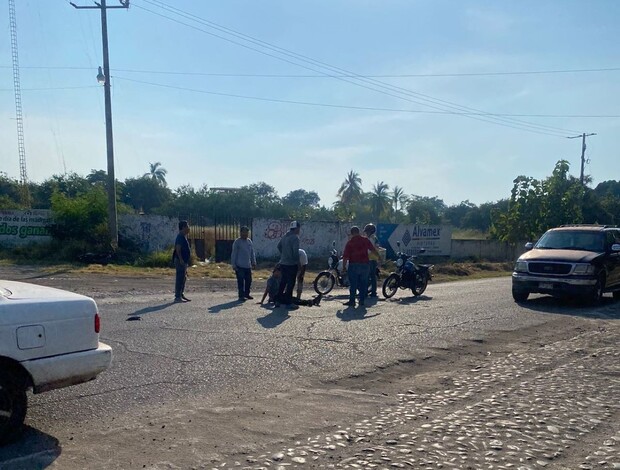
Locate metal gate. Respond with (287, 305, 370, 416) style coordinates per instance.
(214, 216, 253, 262)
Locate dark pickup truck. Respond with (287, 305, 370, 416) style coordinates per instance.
(512, 225, 620, 303)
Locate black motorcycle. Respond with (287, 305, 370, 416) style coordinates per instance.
(313, 241, 379, 295)
(382, 242, 433, 298)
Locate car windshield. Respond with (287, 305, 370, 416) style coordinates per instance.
(535, 230, 605, 252)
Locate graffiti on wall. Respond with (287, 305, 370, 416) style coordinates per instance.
(119, 215, 178, 253)
(252, 219, 350, 260)
(0, 210, 53, 246)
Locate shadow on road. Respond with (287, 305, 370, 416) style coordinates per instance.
(336, 307, 380, 322)
(129, 302, 175, 317)
(0, 426, 61, 469)
(517, 295, 620, 320)
(208, 299, 245, 314)
(386, 294, 433, 304)
(257, 308, 290, 328)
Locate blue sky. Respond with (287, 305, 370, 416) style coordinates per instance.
(1, 0, 619, 207)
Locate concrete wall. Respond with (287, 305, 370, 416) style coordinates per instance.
(450, 239, 526, 262)
(252, 218, 351, 260)
(119, 214, 178, 253)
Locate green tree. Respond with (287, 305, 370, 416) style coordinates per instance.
(143, 162, 168, 187)
(121, 177, 172, 214)
(369, 181, 390, 220)
(406, 195, 445, 224)
(491, 175, 545, 242)
(337, 170, 363, 207)
(541, 160, 584, 228)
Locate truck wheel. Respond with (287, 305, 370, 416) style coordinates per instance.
(590, 275, 605, 305)
(512, 288, 529, 303)
(0, 371, 27, 445)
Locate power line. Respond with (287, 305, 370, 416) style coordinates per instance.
(134, 0, 578, 137)
(113, 76, 620, 121)
(2, 64, 619, 78)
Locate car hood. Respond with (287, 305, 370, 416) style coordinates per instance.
(519, 249, 602, 263)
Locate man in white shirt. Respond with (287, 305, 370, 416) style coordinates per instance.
(296, 248, 308, 300)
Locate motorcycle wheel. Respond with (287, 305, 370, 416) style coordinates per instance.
(314, 272, 336, 295)
(412, 273, 428, 296)
(382, 273, 400, 299)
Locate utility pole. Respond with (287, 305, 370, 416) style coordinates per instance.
(567, 132, 596, 186)
(71, 0, 129, 249)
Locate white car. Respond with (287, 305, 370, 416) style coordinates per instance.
(0, 280, 112, 444)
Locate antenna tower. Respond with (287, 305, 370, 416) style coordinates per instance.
(8, 0, 30, 206)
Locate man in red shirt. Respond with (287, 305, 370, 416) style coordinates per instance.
(342, 226, 379, 307)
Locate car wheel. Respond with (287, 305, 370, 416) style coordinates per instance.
(512, 288, 529, 303)
(0, 371, 28, 445)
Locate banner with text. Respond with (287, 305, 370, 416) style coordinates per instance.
(0, 210, 54, 246)
(377, 224, 452, 258)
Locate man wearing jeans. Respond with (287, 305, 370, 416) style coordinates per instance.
(231, 226, 257, 301)
(173, 220, 191, 303)
(342, 226, 379, 307)
(276, 221, 301, 309)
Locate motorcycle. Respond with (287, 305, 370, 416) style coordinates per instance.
(313, 241, 380, 295)
(382, 242, 433, 298)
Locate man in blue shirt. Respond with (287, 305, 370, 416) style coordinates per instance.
(173, 220, 191, 303)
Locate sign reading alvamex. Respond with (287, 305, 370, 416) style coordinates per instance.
(377, 224, 452, 258)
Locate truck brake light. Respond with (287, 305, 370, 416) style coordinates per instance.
(95, 313, 101, 333)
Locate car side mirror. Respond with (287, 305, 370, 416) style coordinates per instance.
(524, 242, 534, 251)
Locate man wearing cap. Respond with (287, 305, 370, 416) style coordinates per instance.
(275, 221, 301, 309)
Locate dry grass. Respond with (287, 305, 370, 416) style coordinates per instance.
(52, 260, 512, 284)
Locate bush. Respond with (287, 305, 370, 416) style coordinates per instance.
(133, 249, 174, 268)
(49, 187, 109, 248)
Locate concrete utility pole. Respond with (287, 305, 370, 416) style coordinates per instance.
(71, 0, 129, 249)
(567, 132, 597, 186)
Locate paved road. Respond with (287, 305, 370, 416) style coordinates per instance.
(1, 275, 618, 468)
(28, 277, 560, 424)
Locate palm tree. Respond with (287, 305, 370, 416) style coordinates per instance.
(370, 181, 390, 220)
(391, 186, 406, 213)
(143, 162, 168, 187)
(337, 170, 363, 207)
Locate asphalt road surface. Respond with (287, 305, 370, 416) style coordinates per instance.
(0, 273, 618, 469)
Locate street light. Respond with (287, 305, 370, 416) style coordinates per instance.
(96, 66, 105, 85)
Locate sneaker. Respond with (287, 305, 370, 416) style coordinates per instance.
(245, 295, 254, 300)
(343, 301, 355, 307)
(181, 295, 191, 302)
(238, 296, 246, 301)
(173, 297, 183, 303)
